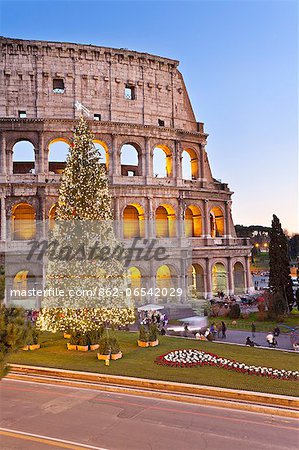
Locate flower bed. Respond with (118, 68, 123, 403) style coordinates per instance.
(155, 349, 299, 381)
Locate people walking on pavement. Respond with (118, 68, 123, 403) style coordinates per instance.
(266, 333, 277, 348)
(221, 321, 227, 338)
(273, 326, 280, 337)
(217, 322, 222, 338)
(251, 322, 256, 338)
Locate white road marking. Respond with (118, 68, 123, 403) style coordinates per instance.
(0, 427, 109, 450)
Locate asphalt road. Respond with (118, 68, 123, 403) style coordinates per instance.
(0, 379, 298, 450)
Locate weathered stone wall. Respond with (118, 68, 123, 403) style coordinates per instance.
(0, 36, 197, 131)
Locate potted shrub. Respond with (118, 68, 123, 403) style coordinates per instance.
(63, 329, 71, 339)
(148, 324, 159, 347)
(88, 330, 100, 351)
(77, 333, 89, 351)
(97, 336, 111, 360)
(110, 337, 122, 360)
(29, 328, 40, 350)
(67, 332, 79, 351)
(137, 325, 149, 347)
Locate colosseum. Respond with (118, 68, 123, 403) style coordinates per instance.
(0, 36, 253, 307)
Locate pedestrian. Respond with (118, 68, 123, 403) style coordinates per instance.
(251, 322, 256, 338)
(217, 322, 222, 338)
(246, 336, 254, 347)
(221, 321, 227, 338)
(273, 326, 280, 337)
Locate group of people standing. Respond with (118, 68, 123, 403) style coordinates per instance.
(208, 321, 227, 339)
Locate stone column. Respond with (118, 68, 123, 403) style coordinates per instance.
(147, 196, 154, 238)
(203, 199, 210, 237)
(145, 137, 152, 183)
(225, 200, 232, 237)
(1, 195, 6, 241)
(0, 133, 6, 174)
(175, 140, 182, 184)
(245, 256, 252, 293)
(39, 195, 46, 239)
(205, 258, 212, 299)
(178, 197, 185, 237)
(227, 257, 234, 295)
(200, 143, 206, 181)
(111, 134, 120, 177)
(114, 196, 121, 238)
(7, 149, 13, 175)
(38, 131, 45, 175)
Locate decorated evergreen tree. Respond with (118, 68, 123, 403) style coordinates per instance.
(269, 214, 294, 315)
(37, 117, 135, 334)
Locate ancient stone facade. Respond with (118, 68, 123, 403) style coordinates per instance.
(0, 36, 253, 304)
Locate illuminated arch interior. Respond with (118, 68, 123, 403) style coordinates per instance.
(13, 270, 29, 291)
(210, 206, 224, 237)
(185, 205, 202, 237)
(212, 262, 227, 294)
(153, 145, 172, 178)
(93, 140, 109, 168)
(123, 204, 145, 238)
(233, 262, 245, 294)
(155, 204, 176, 238)
(48, 138, 70, 174)
(12, 140, 35, 174)
(188, 263, 205, 295)
(12, 203, 36, 240)
(49, 204, 57, 230)
(182, 148, 198, 180)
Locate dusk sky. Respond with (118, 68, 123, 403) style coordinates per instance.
(0, 0, 297, 233)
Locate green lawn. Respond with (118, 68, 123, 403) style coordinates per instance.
(7, 331, 299, 397)
(208, 311, 299, 333)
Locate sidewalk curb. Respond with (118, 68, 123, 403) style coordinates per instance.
(7, 364, 299, 418)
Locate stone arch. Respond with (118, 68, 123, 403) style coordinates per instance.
(120, 142, 142, 176)
(12, 140, 36, 174)
(12, 203, 36, 240)
(184, 205, 202, 237)
(210, 206, 224, 237)
(188, 263, 205, 297)
(233, 261, 245, 294)
(123, 204, 145, 239)
(12, 270, 36, 299)
(153, 145, 172, 178)
(156, 264, 177, 297)
(182, 148, 199, 180)
(49, 203, 57, 230)
(93, 140, 109, 169)
(212, 262, 227, 294)
(155, 204, 176, 238)
(48, 138, 70, 174)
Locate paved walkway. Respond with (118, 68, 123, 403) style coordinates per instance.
(212, 329, 295, 351)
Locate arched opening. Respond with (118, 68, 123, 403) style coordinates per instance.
(156, 264, 177, 296)
(12, 203, 36, 240)
(155, 205, 176, 238)
(49, 204, 57, 230)
(212, 263, 227, 294)
(12, 140, 35, 174)
(188, 264, 205, 297)
(184, 205, 202, 237)
(93, 140, 109, 169)
(234, 262, 245, 294)
(123, 204, 145, 239)
(127, 266, 142, 301)
(182, 149, 198, 180)
(48, 138, 70, 174)
(210, 207, 224, 237)
(153, 145, 172, 178)
(120, 143, 141, 176)
(12, 270, 36, 299)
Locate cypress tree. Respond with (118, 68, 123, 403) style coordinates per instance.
(269, 214, 294, 314)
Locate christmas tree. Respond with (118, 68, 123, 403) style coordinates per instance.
(269, 214, 294, 315)
(37, 117, 135, 334)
